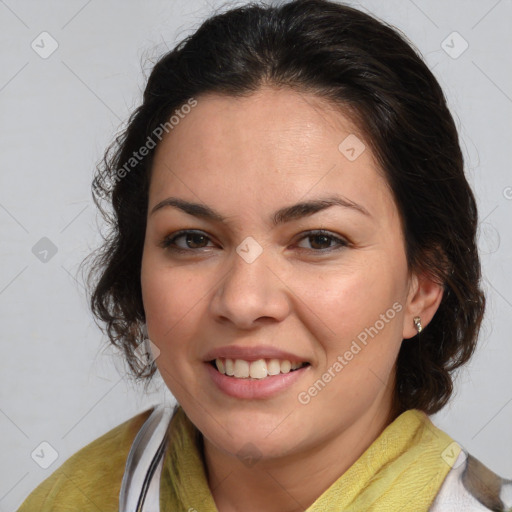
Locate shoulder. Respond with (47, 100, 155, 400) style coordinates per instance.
(430, 448, 512, 511)
(16, 407, 154, 512)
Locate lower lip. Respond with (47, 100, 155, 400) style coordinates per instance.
(205, 362, 310, 399)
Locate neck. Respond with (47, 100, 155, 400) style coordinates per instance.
(203, 398, 396, 512)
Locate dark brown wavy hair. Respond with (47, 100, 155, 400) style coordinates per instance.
(80, 0, 485, 415)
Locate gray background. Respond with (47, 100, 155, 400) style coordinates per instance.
(1, 0, 511, 510)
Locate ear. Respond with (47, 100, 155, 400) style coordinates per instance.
(402, 271, 444, 339)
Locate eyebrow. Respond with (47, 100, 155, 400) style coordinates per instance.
(150, 195, 371, 226)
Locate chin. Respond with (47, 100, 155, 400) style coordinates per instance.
(198, 408, 306, 455)
(211, 429, 304, 463)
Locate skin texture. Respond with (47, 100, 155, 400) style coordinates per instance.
(140, 87, 444, 512)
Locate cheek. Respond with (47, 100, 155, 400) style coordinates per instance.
(293, 258, 406, 386)
(141, 252, 236, 387)
(300, 265, 402, 335)
(140, 259, 209, 397)
(140, 253, 204, 350)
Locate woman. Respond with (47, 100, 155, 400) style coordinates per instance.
(17, 0, 511, 510)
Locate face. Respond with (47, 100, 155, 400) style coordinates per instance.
(141, 87, 414, 461)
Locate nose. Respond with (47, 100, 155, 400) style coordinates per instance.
(209, 242, 292, 329)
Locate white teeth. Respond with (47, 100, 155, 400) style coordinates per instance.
(280, 360, 291, 374)
(234, 359, 250, 378)
(225, 358, 234, 376)
(267, 359, 281, 376)
(249, 359, 267, 379)
(215, 358, 225, 374)
(214, 358, 306, 379)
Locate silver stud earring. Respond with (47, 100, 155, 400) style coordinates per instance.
(413, 316, 423, 334)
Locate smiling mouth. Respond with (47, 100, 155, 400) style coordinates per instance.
(209, 358, 310, 379)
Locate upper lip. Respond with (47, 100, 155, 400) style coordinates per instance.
(203, 345, 309, 363)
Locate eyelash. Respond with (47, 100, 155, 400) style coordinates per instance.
(159, 229, 349, 254)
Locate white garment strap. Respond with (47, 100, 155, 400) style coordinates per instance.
(119, 403, 175, 512)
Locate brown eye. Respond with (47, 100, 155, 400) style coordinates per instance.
(160, 230, 215, 252)
(295, 230, 349, 252)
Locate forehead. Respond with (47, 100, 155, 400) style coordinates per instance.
(156, 87, 364, 159)
(149, 87, 395, 223)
